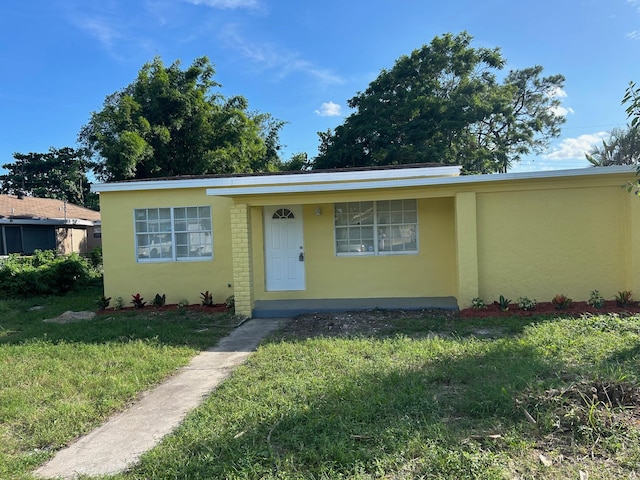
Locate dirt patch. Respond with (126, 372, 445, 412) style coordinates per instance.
(278, 308, 458, 339)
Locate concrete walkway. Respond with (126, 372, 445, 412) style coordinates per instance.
(34, 318, 287, 479)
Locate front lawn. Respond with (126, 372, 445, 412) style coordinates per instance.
(3, 296, 640, 479)
(0, 286, 237, 480)
(119, 311, 640, 479)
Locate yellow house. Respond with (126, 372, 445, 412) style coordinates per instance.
(92, 164, 640, 318)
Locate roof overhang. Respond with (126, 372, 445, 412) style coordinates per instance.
(205, 165, 638, 196)
(90, 165, 637, 196)
(0, 218, 96, 227)
(91, 165, 462, 193)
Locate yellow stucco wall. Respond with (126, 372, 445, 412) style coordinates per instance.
(97, 169, 640, 314)
(251, 197, 457, 301)
(99, 189, 235, 306)
(474, 183, 634, 305)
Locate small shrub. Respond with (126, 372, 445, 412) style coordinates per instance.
(31, 249, 56, 267)
(131, 293, 146, 309)
(518, 297, 537, 311)
(200, 290, 214, 307)
(615, 290, 633, 307)
(471, 297, 487, 310)
(89, 247, 103, 268)
(551, 294, 572, 309)
(177, 298, 189, 310)
(96, 295, 111, 310)
(152, 293, 166, 308)
(0, 250, 95, 297)
(225, 295, 235, 312)
(114, 297, 125, 310)
(587, 290, 605, 308)
(48, 253, 90, 293)
(494, 295, 511, 312)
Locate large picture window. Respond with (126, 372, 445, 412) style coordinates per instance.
(334, 200, 418, 255)
(134, 206, 212, 262)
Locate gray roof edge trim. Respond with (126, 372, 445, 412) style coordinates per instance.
(91, 165, 462, 193)
(205, 165, 637, 196)
(92, 165, 635, 194)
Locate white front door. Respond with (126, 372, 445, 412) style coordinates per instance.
(264, 205, 305, 291)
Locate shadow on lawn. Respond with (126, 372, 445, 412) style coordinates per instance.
(130, 336, 561, 479)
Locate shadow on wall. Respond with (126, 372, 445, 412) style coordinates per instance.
(56, 227, 100, 255)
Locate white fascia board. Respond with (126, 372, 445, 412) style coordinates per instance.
(91, 165, 462, 193)
(205, 165, 637, 196)
(92, 165, 635, 195)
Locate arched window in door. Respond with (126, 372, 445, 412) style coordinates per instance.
(272, 208, 295, 219)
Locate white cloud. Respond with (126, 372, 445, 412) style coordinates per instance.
(220, 25, 344, 85)
(182, 0, 259, 8)
(315, 102, 342, 117)
(544, 132, 609, 160)
(549, 105, 575, 117)
(63, 2, 156, 59)
(546, 87, 573, 117)
(626, 1, 640, 38)
(548, 86, 568, 99)
(78, 17, 121, 48)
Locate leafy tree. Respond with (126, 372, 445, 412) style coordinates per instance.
(0, 147, 98, 209)
(313, 32, 565, 174)
(623, 81, 640, 128)
(278, 152, 312, 171)
(79, 56, 282, 181)
(252, 113, 287, 172)
(622, 81, 640, 195)
(585, 126, 640, 166)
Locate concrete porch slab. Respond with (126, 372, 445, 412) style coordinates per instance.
(252, 297, 458, 318)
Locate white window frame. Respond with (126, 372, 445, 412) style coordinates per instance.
(134, 206, 213, 263)
(334, 199, 418, 256)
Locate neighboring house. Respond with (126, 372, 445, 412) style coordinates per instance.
(92, 164, 640, 318)
(0, 194, 101, 255)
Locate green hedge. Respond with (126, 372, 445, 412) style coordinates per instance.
(0, 250, 100, 297)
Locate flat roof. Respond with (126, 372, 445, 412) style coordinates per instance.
(91, 164, 637, 195)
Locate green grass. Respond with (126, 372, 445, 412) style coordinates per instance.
(4, 297, 640, 479)
(117, 313, 640, 480)
(0, 286, 237, 480)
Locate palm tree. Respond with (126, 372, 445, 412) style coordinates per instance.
(586, 126, 640, 166)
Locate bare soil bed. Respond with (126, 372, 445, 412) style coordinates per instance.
(279, 301, 640, 339)
(278, 308, 458, 339)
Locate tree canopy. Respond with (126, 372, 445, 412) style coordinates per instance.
(79, 56, 285, 181)
(623, 81, 640, 128)
(586, 126, 640, 167)
(621, 81, 640, 196)
(0, 147, 98, 210)
(313, 32, 566, 174)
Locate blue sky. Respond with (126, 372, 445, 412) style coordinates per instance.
(2, 0, 640, 174)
